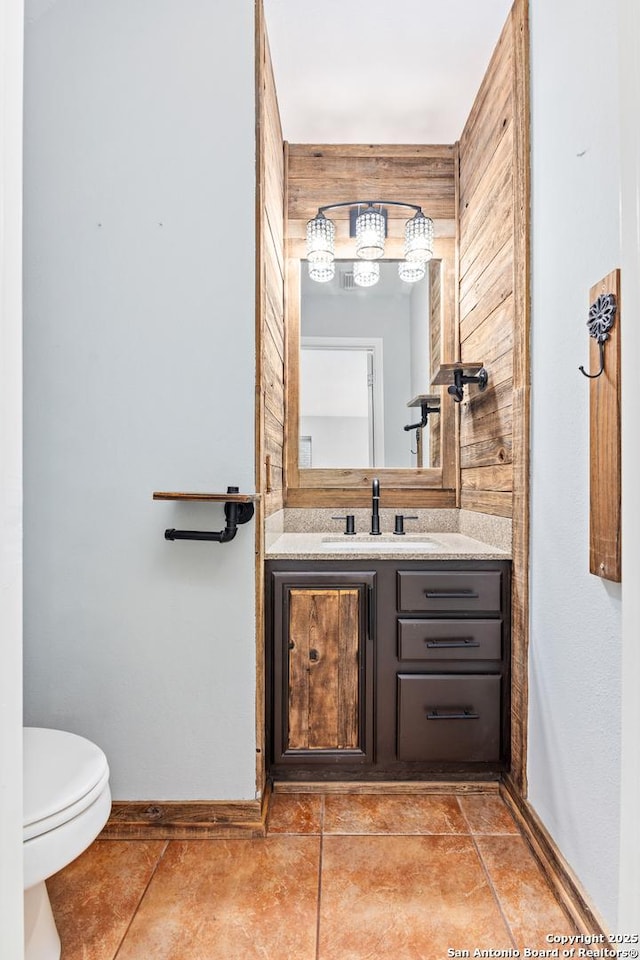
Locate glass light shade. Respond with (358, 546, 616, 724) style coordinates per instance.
(404, 211, 434, 262)
(306, 213, 335, 263)
(398, 259, 426, 283)
(308, 260, 335, 283)
(353, 260, 380, 287)
(355, 208, 385, 259)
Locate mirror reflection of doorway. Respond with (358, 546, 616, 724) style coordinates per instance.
(299, 337, 384, 468)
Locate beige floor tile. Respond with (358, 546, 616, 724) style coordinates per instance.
(267, 792, 323, 834)
(323, 793, 468, 835)
(459, 794, 520, 834)
(115, 837, 320, 960)
(47, 839, 167, 960)
(318, 834, 515, 960)
(476, 835, 578, 948)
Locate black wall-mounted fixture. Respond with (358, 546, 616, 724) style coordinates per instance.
(578, 292, 617, 379)
(432, 362, 489, 404)
(157, 487, 255, 544)
(403, 394, 441, 432)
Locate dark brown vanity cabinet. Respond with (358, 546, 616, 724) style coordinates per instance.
(267, 560, 511, 781)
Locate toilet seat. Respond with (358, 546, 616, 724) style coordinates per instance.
(23, 727, 110, 841)
(23, 727, 112, 959)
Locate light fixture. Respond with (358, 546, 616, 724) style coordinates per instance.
(305, 212, 335, 263)
(353, 261, 380, 287)
(307, 260, 335, 283)
(305, 200, 434, 284)
(355, 205, 386, 260)
(398, 260, 426, 283)
(404, 210, 434, 262)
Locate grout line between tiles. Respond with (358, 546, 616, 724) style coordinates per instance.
(315, 796, 325, 960)
(455, 794, 473, 835)
(320, 829, 469, 836)
(470, 833, 519, 951)
(112, 840, 170, 960)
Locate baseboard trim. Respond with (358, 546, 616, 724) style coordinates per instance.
(500, 777, 608, 935)
(101, 783, 271, 839)
(273, 780, 500, 795)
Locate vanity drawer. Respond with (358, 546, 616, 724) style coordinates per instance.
(397, 570, 502, 614)
(397, 674, 501, 762)
(398, 619, 502, 661)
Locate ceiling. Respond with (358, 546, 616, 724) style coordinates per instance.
(263, 0, 514, 144)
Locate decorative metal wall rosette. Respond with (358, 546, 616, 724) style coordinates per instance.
(587, 293, 617, 344)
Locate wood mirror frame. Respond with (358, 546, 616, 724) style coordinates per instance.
(285, 235, 458, 508)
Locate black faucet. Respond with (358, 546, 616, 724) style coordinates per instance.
(370, 477, 381, 535)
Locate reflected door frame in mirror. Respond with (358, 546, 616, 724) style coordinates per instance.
(285, 235, 458, 507)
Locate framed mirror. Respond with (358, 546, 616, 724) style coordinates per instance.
(285, 236, 458, 507)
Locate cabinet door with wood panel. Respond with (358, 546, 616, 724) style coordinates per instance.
(270, 571, 375, 769)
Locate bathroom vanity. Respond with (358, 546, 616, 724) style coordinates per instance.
(266, 534, 511, 782)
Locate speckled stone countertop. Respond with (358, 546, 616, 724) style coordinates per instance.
(265, 531, 511, 561)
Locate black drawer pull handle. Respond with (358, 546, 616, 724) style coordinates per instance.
(425, 638, 480, 648)
(426, 708, 480, 720)
(424, 589, 479, 599)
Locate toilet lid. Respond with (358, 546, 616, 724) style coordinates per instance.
(23, 727, 110, 841)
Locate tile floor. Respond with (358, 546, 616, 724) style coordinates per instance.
(47, 792, 578, 960)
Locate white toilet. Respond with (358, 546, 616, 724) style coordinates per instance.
(23, 727, 112, 960)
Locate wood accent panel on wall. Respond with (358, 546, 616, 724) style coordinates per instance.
(257, 10, 286, 519)
(285, 147, 458, 507)
(459, 0, 530, 795)
(287, 588, 360, 751)
(288, 144, 456, 227)
(588, 269, 621, 582)
(458, 15, 515, 520)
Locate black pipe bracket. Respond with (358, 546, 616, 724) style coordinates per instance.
(447, 367, 488, 403)
(164, 487, 255, 544)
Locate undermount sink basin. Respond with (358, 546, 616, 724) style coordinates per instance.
(322, 536, 440, 550)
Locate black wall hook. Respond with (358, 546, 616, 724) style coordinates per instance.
(579, 292, 617, 379)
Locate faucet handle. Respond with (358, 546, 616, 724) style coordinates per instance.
(332, 515, 356, 535)
(394, 514, 418, 536)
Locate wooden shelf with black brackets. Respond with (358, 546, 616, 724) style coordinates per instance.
(154, 488, 260, 543)
(431, 362, 488, 403)
(431, 362, 484, 385)
(404, 395, 442, 469)
(153, 492, 259, 502)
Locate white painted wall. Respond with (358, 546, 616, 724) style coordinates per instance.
(0, 0, 24, 950)
(617, 0, 640, 928)
(300, 416, 370, 468)
(409, 275, 430, 399)
(303, 290, 413, 466)
(529, 0, 622, 926)
(23, 0, 257, 801)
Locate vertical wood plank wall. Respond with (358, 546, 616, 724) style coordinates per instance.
(459, 15, 515, 518)
(257, 18, 286, 519)
(458, 0, 530, 793)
